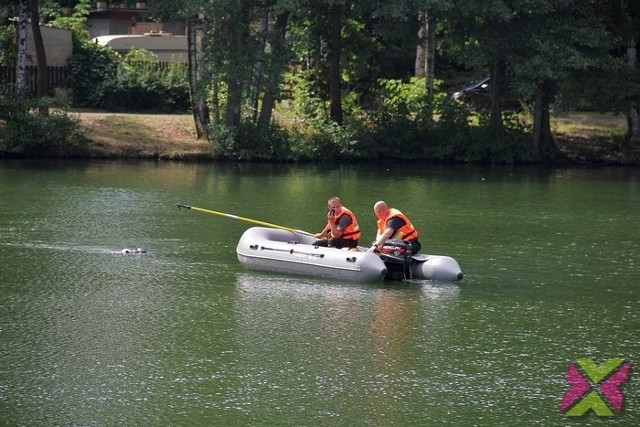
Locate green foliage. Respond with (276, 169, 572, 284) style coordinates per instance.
(209, 73, 533, 163)
(222, 74, 535, 163)
(288, 69, 328, 126)
(376, 77, 431, 118)
(67, 41, 120, 107)
(209, 121, 293, 161)
(290, 120, 362, 161)
(208, 117, 364, 162)
(99, 49, 190, 112)
(8, 0, 626, 163)
(47, 0, 92, 47)
(0, 17, 13, 66)
(67, 45, 189, 112)
(426, 99, 473, 159)
(455, 111, 533, 163)
(348, 78, 435, 160)
(427, 105, 534, 163)
(0, 88, 84, 156)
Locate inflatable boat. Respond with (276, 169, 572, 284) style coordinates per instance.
(236, 227, 463, 282)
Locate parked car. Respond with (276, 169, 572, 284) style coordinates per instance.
(448, 75, 491, 102)
(448, 75, 524, 111)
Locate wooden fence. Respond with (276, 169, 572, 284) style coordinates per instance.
(0, 65, 68, 95)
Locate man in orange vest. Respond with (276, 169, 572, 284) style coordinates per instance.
(313, 196, 361, 249)
(368, 200, 421, 254)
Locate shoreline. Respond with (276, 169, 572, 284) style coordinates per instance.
(70, 111, 637, 165)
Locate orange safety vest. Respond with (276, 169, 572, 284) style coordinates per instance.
(377, 208, 419, 241)
(329, 207, 361, 240)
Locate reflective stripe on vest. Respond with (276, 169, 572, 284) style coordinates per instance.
(377, 208, 418, 240)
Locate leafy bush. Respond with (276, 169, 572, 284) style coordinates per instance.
(246, 74, 535, 163)
(67, 41, 119, 107)
(67, 44, 189, 112)
(289, 120, 361, 161)
(0, 89, 83, 156)
(209, 121, 292, 161)
(350, 77, 436, 160)
(432, 106, 533, 163)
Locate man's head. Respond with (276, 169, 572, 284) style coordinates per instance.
(373, 200, 389, 220)
(328, 197, 343, 215)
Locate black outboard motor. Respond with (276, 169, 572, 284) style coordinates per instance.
(378, 240, 412, 280)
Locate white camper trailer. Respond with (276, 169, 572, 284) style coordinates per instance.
(92, 32, 187, 63)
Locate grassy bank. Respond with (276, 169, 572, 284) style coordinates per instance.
(77, 112, 210, 160)
(75, 111, 633, 164)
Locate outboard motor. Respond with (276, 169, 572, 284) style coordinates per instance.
(378, 240, 412, 280)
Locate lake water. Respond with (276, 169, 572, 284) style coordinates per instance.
(1, 159, 638, 426)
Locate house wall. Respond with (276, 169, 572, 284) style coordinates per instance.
(27, 26, 73, 67)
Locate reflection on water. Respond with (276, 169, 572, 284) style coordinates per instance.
(233, 273, 465, 424)
(1, 160, 639, 425)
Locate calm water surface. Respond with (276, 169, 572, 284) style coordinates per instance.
(1, 160, 638, 426)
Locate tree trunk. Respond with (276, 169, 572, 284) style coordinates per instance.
(29, 0, 48, 116)
(16, 1, 29, 103)
(415, 11, 426, 78)
(225, 79, 242, 127)
(250, 10, 269, 123)
(328, 3, 343, 125)
(425, 11, 436, 117)
(625, 40, 640, 146)
(187, 17, 208, 138)
(258, 11, 290, 128)
(531, 86, 544, 161)
(224, 9, 244, 128)
(489, 63, 502, 130)
(531, 80, 567, 162)
(425, 13, 435, 88)
(207, 12, 219, 125)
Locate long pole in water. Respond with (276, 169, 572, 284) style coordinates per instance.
(176, 204, 314, 236)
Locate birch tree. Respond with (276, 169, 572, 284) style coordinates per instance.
(16, 0, 28, 102)
(29, 0, 48, 116)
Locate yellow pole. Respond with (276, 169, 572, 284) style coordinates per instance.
(176, 204, 313, 236)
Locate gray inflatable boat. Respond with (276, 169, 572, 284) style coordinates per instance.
(236, 227, 463, 282)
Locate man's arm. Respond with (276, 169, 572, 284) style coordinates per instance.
(330, 214, 352, 238)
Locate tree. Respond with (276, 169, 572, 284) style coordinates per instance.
(327, 1, 343, 124)
(257, 7, 291, 129)
(16, 0, 28, 102)
(446, 0, 614, 162)
(29, 0, 48, 116)
(48, 0, 91, 46)
(291, 0, 347, 125)
(149, 0, 209, 138)
(443, 0, 517, 130)
(186, 13, 208, 138)
(597, 0, 640, 147)
(626, 38, 640, 147)
(10, 0, 48, 113)
(508, 1, 613, 161)
(416, 0, 454, 116)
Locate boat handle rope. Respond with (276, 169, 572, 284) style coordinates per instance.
(259, 245, 325, 258)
